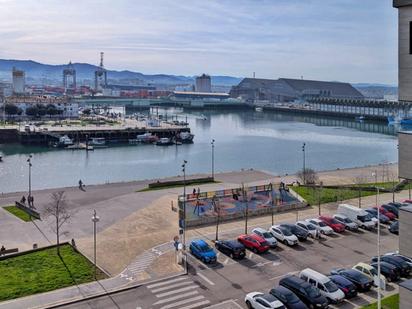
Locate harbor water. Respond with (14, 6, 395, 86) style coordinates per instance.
(0, 109, 400, 193)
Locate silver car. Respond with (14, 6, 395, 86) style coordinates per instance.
(333, 214, 358, 231)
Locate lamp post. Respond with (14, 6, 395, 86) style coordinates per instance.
(27, 155, 32, 200)
(91, 209, 100, 280)
(211, 139, 215, 180)
(182, 160, 187, 249)
(214, 196, 220, 241)
(372, 171, 381, 309)
(302, 143, 306, 184)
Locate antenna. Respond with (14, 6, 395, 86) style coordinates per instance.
(100, 52, 104, 68)
(253, 72, 255, 78)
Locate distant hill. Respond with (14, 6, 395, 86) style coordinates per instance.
(352, 83, 398, 99)
(0, 59, 242, 86)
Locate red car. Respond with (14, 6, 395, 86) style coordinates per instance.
(374, 206, 396, 221)
(319, 216, 345, 233)
(237, 234, 269, 253)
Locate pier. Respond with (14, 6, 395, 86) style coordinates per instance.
(0, 118, 191, 145)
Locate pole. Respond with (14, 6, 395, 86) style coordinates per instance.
(91, 209, 99, 280)
(270, 183, 274, 226)
(377, 186, 381, 309)
(211, 139, 215, 180)
(27, 155, 32, 200)
(243, 183, 248, 234)
(302, 143, 306, 185)
(215, 196, 220, 241)
(318, 182, 323, 216)
(409, 181, 411, 200)
(182, 160, 187, 272)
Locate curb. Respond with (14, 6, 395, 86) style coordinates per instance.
(36, 270, 186, 309)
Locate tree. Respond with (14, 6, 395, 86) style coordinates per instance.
(43, 191, 73, 255)
(354, 175, 367, 208)
(46, 104, 58, 118)
(297, 168, 318, 185)
(4, 104, 18, 116)
(26, 106, 39, 117)
(82, 108, 91, 116)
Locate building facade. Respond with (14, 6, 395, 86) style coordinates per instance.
(394, 0, 412, 102)
(195, 74, 212, 92)
(12, 68, 25, 94)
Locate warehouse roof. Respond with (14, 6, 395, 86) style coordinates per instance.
(279, 78, 364, 98)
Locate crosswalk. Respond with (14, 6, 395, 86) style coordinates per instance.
(147, 276, 211, 309)
(120, 250, 157, 281)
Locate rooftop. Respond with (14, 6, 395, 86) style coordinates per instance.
(393, 0, 412, 8)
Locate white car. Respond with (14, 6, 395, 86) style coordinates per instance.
(333, 214, 359, 231)
(306, 218, 334, 235)
(252, 227, 277, 248)
(296, 220, 319, 238)
(270, 224, 298, 246)
(245, 292, 285, 309)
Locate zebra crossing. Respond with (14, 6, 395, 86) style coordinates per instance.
(147, 276, 211, 309)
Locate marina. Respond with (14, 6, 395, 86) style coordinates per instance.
(0, 109, 400, 193)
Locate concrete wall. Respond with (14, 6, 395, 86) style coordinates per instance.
(399, 132, 412, 179)
(399, 206, 412, 258)
(398, 6, 412, 101)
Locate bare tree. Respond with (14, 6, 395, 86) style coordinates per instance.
(44, 191, 73, 255)
(297, 168, 319, 185)
(353, 175, 367, 208)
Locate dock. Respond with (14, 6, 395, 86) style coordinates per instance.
(0, 118, 192, 145)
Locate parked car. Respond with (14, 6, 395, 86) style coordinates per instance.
(332, 214, 358, 231)
(387, 202, 409, 208)
(237, 234, 270, 253)
(381, 204, 399, 218)
(371, 255, 412, 277)
(385, 252, 412, 268)
(370, 261, 401, 282)
(245, 292, 285, 309)
(319, 216, 345, 233)
(189, 239, 217, 263)
(328, 275, 358, 299)
(214, 239, 245, 259)
(279, 275, 329, 308)
(330, 268, 373, 292)
(337, 204, 376, 229)
(270, 286, 308, 309)
(252, 227, 278, 248)
(299, 268, 345, 304)
(373, 206, 396, 221)
(365, 208, 390, 224)
(280, 223, 309, 241)
(305, 218, 334, 235)
(388, 221, 399, 234)
(296, 221, 319, 238)
(270, 225, 299, 246)
(352, 262, 386, 287)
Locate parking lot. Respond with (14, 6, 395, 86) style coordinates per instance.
(186, 218, 401, 308)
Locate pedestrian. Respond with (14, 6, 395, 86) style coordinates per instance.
(197, 187, 200, 196)
(20, 195, 26, 204)
(29, 195, 34, 208)
(78, 179, 83, 190)
(193, 188, 196, 195)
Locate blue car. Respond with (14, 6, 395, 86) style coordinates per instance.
(189, 239, 217, 263)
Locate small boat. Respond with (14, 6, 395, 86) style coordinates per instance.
(255, 107, 263, 112)
(53, 135, 74, 148)
(176, 132, 194, 144)
(135, 132, 159, 143)
(401, 118, 412, 125)
(355, 116, 365, 121)
(66, 143, 94, 151)
(88, 137, 106, 147)
(156, 137, 174, 146)
(388, 115, 401, 124)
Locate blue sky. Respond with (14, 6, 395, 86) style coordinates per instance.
(0, 0, 398, 84)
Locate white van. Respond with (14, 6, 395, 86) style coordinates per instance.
(299, 268, 345, 303)
(337, 204, 376, 230)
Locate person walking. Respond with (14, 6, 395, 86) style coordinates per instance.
(78, 179, 83, 190)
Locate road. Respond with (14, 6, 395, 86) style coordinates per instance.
(57, 220, 400, 309)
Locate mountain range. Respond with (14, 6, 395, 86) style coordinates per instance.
(0, 59, 242, 86)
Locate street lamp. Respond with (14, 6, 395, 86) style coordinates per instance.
(182, 160, 187, 249)
(211, 139, 215, 180)
(27, 155, 32, 201)
(302, 143, 306, 184)
(372, 171, 381, 309)
(91, 209, 100, 280)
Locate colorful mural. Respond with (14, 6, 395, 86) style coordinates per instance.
(179, 184, 300, 223)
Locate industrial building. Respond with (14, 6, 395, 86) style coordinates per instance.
(230, 78, 364, 102)
(63, 61, 76, 93)
(12, 67, 25, 95)
(195, 74, 212, 92)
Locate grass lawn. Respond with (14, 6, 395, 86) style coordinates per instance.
(137, 180, 220, 192)
(293, 186, 377, 205)
(3, 206, 33, 222)
(0, 244, 107, 301)
(360, 293, 399, 309)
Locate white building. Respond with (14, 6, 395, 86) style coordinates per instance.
(195, 74, 212, 92)
(12, 68, 25, 94)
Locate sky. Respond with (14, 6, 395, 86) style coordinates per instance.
(0, 0, 398, 84)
